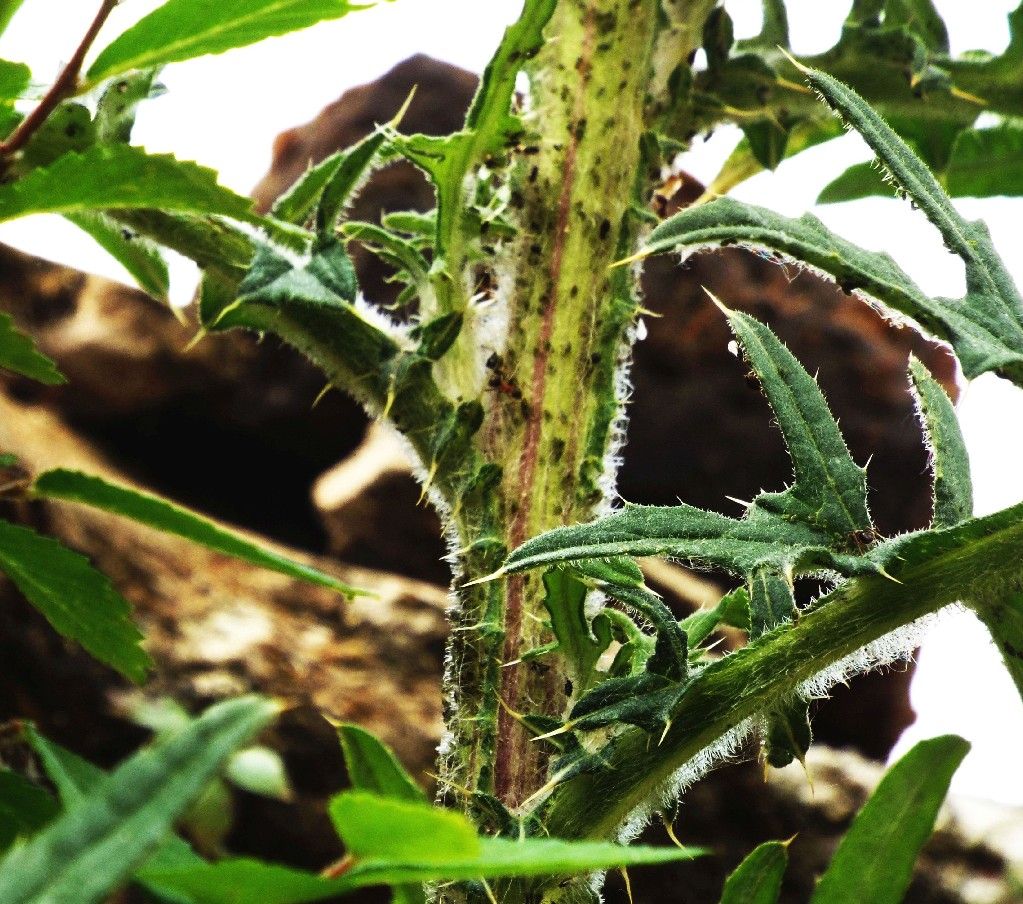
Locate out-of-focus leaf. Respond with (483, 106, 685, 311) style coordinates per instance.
(0, 771, 57, 854)
(0, 57, 29, 100)
(338, 724, 426, 803)
(88, 0, 375, 82)
(64, 211, 170, 300)
(33, 468, 366, 597)
(0, 696, 276, 904)
(810, 735, 969, 904)
(0, 518, 150, 682)
(0, 312, 64, 384)
(719, 839, 788, 904)
(95, 68, 165, 143)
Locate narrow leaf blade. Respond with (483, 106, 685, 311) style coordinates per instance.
(810, 735, 969, 904)
(0, 312, 65, 384)
(0, 696, 276, 904)
(33, 468, 367, 597)
(65, 211, 170, 300)
(338, 724, 426, 803)
(0, 518, 150, 682)
(88, 0, 373, 82)
(719, 839, 788, 904)
(908, 357, 971, 528)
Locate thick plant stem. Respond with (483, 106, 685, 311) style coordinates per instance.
(438, 0, 662, 817)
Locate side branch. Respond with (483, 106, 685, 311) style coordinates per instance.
(542, 503, 1023, 840)
(0, 0, 118, 159)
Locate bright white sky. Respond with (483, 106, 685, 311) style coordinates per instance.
(2, 0, 1023, 806)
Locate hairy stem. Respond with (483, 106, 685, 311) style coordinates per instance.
(541, 506, 1023, 840)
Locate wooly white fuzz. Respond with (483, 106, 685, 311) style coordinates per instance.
(612, 605, 955, 844)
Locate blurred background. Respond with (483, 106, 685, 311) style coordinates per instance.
(1, 0, 1022, 814)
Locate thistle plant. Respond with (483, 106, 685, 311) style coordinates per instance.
(1, 1, 1023, 902)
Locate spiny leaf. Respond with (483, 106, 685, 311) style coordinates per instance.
(315, 128, 390, 235)
(792, 62, 1023, 384)
(569, 672, 682, 735)
(749, 566, 796, 639)
(723, 304, 870, 539)
(396, 0, 555, 283)
(679, 585, 750, 649)
(33, 468, 366, 597)
(0, 696, 275, 904)
(502, 503, 874, 585)
(64, 212, 170, 300)
(719, 839, 788, 904)
(88, 0, 374, 83)
(0, 145, 259, 225)
(764, 697, 811, 769)
(338, 724, 426, 803)
(0, 312, 65, 384)
(810, 735, 969, 904)
(0, 518, 150, 682)
(908, 357, 971, 528)
(501, 307, 877, 589)
(639, 196, 1023, 382)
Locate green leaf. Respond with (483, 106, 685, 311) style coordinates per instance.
(0, 696, 276, 904)
(724, 304, 871, 538)
(749, 566, 796, 638)
(944, 121, 1023, 199)
(0, 1, 25, 37)
(792, 63, 1023, 384)
(0, 312, 65, 384)
(17, 102, 97, 170)
(908, 357, 971, 528)
(64, 211, 170, 300)
(24, 725, 103, 806)
(331, 792, 479, 864)
(87, 0, 374, 83)
(719, 840, 788, 904)
(33, 468, 366, 597)
(679, 585, 750, 649)
(338, 724, 426, 803)
(817, 160, 892, 204)
(0, 771, 58, 854)
(95, 68, 165, 144)
(337, 727, 426, 904)
(639, 195, 1023, 382)
(315, 129, 389, 235)
(810, 735, 969, 904)
(499, 306, 878, 590)
(0, 145, 258, 225)
(971, 590, 1023, 706)
(143, 829, 704, 904)
(330, 793, 706, 884)
(0, 58, 29, 101)
(741, 120, 790, 171)
(24, 724, 206, 882)
(0, 518, 150, 682)
(540, 568, 612, 692)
